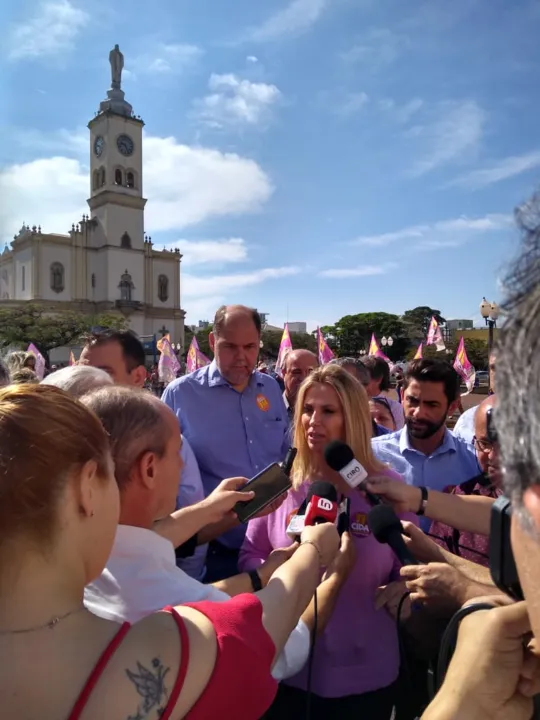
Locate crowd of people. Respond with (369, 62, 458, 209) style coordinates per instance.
(2, 198, 540, 718)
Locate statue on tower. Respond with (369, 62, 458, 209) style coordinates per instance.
(109, 44, 124, 90)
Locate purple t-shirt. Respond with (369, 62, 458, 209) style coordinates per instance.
(239, 470, 417, 699)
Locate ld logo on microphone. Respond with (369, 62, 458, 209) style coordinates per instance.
(317, 498, 333, 512)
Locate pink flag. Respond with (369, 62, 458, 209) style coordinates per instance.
(368, 333, 390, 363)
(453, 337, 476, 395)
(276, 324, 293, 375)
(186, 337, 211, 373)
(426, 317, 446, 351)
(317, 327, 335, 365)
(27, 343, 45, 380)
(414, 343, 423, 359)
(157, 336, 181, 385)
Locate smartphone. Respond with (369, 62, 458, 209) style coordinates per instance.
(234, 463, 292, 523)
(489, 496, 523, 601)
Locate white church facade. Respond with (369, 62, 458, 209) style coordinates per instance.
(0, 45, 185, 359)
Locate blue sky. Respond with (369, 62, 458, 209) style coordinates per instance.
(2, 0, 540, 330)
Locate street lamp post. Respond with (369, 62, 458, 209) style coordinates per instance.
(480, 298, 500, 391)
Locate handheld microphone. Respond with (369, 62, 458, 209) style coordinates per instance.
(324, 440, 381, 505)
(281, 447, 297, 477)
(304, 481, 339, 527)
(368, 504, 419, 566)
(286, 481, 338, 540)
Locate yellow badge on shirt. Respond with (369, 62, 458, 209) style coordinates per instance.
(350, 512, 370, 538)
(256, 394, 270, 412)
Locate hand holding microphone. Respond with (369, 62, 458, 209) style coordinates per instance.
(300, 523, 340, 568)
(324, 440, 382, 505)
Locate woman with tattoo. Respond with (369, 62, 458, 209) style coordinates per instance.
(0, 384, 340, 720)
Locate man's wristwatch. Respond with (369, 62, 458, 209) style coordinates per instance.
(248, 569, 263, 592)
(417, 486, 429, 516)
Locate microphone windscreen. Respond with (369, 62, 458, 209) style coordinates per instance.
(324, 440, 354, 472)
(306, 480, 338, 503)
(367, 504, 402, 544)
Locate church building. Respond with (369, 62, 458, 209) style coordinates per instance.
(0, 45, 185, 357)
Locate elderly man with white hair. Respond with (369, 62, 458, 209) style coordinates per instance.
(41, 364, 113, 397)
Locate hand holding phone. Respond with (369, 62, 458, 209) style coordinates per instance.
(234, 463, 292, 523)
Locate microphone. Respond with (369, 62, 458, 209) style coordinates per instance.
(324, 440, 381, 505)
(304, 481, 339, 527)
(368, 504, 419, 566)
(281, 447, 297, 477)
(286, 481, 338, 540)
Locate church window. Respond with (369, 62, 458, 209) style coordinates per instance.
(91, 273, 96, 288)
(157, 274, 169, 302)
(92, 170, 99, 190)
(118, 270, 134, 302)
(50, 262, 65, 293)
(22, 266, 26, 292)
(126, 171, 135, 188)
(115, 168, 123, 185)
(121, 232, 132, 249)
(99, 167, 106, 186)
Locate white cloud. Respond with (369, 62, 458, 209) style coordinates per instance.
(131, 44, 203, 76)
(451, 150, 540, 189)
(353, 214, 512, 249)
(335, 92, 369, 117)
(250, 0, 327, 42)
(246, 55, 259, 63)
(163, 238, 249, 266)
(408, 100, 486, 176)
(318, 264, 389, 278)
(342, 28, 408, 70)
(194, 74, 281, 127)
(8, 0, 89, 61)
(183, 266, 302, 298)
(0, 132, 274, 240)
(379, 98, 424, 124)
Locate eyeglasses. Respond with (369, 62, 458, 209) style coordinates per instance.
(473, 437, 497, 453)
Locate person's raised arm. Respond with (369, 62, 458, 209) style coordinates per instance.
(365, 476, 493, 535)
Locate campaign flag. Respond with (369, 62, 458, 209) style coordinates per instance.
(69, 351, 76, 366)
(186, 336, 210, 373)
(27, 343, 45, 380)
(157, 335, 181, 384)
(414, 343, 423, 360)
(317, 327, 335, 365)
(426, 316, 446, 351)
(453, 337, 476, 395)
(275, 324, 293, 375)
(368, 333, 391, 363)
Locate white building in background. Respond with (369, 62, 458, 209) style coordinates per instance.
(0, 45, 185, 361)
(288, 321, 307, 334)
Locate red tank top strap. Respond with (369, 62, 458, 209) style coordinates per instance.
(68, 622, 131, 720)
(156, 606, 191, 720)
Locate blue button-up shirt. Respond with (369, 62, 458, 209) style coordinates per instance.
(175, 436, 207, 580)
(372, 428, 480, 530)
(162, 361, 290, 548)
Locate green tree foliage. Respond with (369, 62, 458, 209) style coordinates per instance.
(183, 325, 317, 362)
(0, 304, 128, 357)
(406, 337, 489, 370)
(402, 306, 446, 342)
(319, 312, 407, 361)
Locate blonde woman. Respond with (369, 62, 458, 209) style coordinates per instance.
(240, 364, 416, 720)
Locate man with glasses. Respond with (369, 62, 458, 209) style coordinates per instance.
(428, 394, 501, 567)
(282, 349, 318, 422)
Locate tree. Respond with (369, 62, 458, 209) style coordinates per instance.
(321, 312, 408, 360)
(0, 304, 128, 361)
(402, 306, 446, 342)
(183, 326, 317, 363)
(406, 337, 489, 370)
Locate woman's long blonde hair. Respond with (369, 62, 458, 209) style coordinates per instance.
(291, 363, 385, 488)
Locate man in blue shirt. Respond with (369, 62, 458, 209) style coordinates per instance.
(162, 305, 290, 581)
(372, 358, 480, 530)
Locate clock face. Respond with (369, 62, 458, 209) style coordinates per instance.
(117, 134, 134, 157)
(94, 136, 104, 157)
